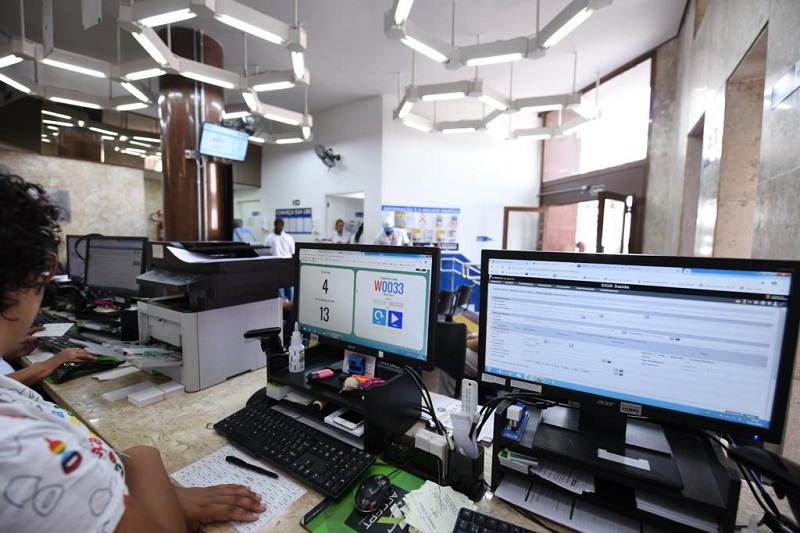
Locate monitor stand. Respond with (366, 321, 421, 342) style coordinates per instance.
(532, 404, 684, 489)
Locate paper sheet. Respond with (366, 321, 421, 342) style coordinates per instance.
(421, 395, 494, 443)
(171, 445, 306, 533)
(27, 352, 55, 363)
(92, 365, 140, 381)
(400, 480, 475, 533)
(33, 323, 75, 337)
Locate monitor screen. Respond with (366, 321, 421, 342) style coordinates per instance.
(65, 234, 87, 282)
(85, 236, 148, 296)
(296, 243, 440, 370)
(479, 250, 800, 443)
(198, 122, 249, 162)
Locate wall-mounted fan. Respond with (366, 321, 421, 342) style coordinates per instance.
(315, 145, 341, 169)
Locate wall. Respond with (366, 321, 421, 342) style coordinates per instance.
(381, 98, 541, 263)
(0, 149, 149, 256)
(257, 97, 383, 245)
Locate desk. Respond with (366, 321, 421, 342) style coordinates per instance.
(37, 364, 789, 532)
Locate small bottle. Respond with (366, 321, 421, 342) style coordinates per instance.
(288, 322, 305, 373)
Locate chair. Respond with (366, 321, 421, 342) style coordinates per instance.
(433, 321, 467, 397)
(437, 290, 456, 320)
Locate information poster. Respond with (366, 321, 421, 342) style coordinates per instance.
(381, 205, 460, 246)
(276, 207, 312, 234)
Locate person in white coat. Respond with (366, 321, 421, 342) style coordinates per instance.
(373, 225, 410, 246)
(328, 219, 352, 243)
(265, 218, 296, 301)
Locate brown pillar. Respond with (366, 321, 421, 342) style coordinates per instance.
(159, 27, 228, 241)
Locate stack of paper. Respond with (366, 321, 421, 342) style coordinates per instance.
(497, 448, 538, 474)
(530, 458, 595, 494)
(401, 481, 475, 533)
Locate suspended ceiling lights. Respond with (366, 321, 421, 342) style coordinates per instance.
(0, 0, 313, 145)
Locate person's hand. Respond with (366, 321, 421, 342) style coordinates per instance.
(52, 347, 97, 366)
(2, 327, 45, 360)
(466, 332, 479, 352)
(175, 485, 266, 531)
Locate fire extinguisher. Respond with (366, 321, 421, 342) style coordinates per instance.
(150, 209, 165, 241)
(157, 220, 165, 241)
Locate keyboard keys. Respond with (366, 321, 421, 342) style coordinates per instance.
(453, 508, 534, 533)
(214, 402, 376, 499)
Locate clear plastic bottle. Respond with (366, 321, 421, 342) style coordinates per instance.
(288, 322, 305, 373)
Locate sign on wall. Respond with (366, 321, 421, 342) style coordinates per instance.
(276, 207, 312, 234)
(381, 205, 460, 246)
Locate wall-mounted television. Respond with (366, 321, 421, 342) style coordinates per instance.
(198, 122, 249, 162)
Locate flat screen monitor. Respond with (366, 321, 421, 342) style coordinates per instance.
(84, 236, 148, 297)
(65, 234, 87, 283)
(295, 243, 440, 370)
(198, 122, 249, 162)
(479, 250, 800, 445)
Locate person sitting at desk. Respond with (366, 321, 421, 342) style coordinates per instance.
(0, 171, 266, 532)
(1, 325, 96, 386)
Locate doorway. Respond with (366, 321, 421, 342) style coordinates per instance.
(502, 207, 547, 250)
(325, 192, 364, 242)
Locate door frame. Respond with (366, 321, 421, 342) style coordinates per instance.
(502, 207, 548, 250)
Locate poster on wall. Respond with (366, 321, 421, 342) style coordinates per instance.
(381, 205, 460, 250)
(276, 207, 312, 234)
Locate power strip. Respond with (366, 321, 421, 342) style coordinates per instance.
(461, 378, 478, 417)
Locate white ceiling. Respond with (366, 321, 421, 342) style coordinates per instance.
(0, 0, 687, 120)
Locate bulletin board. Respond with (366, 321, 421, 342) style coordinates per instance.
(381, 205, 460, 249)
(276, 207, 313, 234)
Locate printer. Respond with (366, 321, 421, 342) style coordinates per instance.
(134, 241, 294, 392)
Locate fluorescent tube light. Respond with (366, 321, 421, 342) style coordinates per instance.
(540, 3, 594, 49)
(51, 131, 59, 136)
(0, 73, 31, 93)
(302, 126, 311, 139)
(120, 82, 150, 102)
(116, 102, 149, 111)
(291, 52, 305, 81)
(133, 136, 161, 143)
(214, 13, 285, 45)
(393, 0, 415, 25)
(400, 36, 448, 63)
(132, 33, 168, 65)
(89, 127, 118, 136)
(42, 58, 106, 78)
(77, 120, 85, 127)
(50, 96, 101, 109)
(465, 52, 524, 67)
(181, 70, 236, 89)
(43, 119, 73, 127)
(397, 100, 414, 119)
(122, 147, 146, 154)
(41, 138, 51, 143)
(46, 125, 59, 131)
(252, 81, 295, 92)
(125, 68, 166, 81)
(100, 135, 115, 141)
(242, 91, 259, 110)
(275, 137, 303, 144)
(249, 136, 265, 143)
(139, 8, 196, 27)
(0, 54, 24, 69)
(263, 113, 300, 126)
(519, 103, 563, 112)
(421, 92, 465, 101)
(479, 94, 508, 111)
(441, 127, 476, 134)
(129, 140, 152, 148)
(402, 120, 432, 133)
(41, 110, 72, 120)
(223, 110, 251, 119)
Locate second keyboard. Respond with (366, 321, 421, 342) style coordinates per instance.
(214, 402, 375, 499)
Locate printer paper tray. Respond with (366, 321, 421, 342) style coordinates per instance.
(122, 347, 182, 369)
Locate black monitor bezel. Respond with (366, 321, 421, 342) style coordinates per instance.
(65, 234, 88, 283)
(197, 121, 249, 162)
(295, 242, 440, 371)
(478, 249, 800, 443)
(84, 236, 149, 297)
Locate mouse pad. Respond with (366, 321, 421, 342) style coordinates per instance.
(301, 463, 424, 533)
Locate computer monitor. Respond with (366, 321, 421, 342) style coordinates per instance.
(84, 236, 148, 298)
(479, 250, 800, 447)
(65, 234, 88, 283)
(295, 243, 440, 370)
(198, 122, 249, 162)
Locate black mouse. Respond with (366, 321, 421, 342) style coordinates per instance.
(354, 474, 392, 514)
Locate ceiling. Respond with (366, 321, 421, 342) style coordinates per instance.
(0, 0, 687, 124)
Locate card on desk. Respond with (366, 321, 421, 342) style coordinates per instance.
(301, 463, 425, 533)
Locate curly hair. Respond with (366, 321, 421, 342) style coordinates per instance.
(0, 172, 61, 316)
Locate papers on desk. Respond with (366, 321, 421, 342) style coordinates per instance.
(33, 322, 75, 337)
(495, 472, 640, 533)
(400, 481, 475, 533)
(26, 351, 54, 363)
(172, 445, 306, 533)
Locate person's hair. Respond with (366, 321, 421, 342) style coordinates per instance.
(353, 223, 364, 244)
(0, 173, 61, 316)
(275, 218, 284, 227)
(335, 218, 344, 227)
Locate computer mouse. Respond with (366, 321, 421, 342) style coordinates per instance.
(354, 474, 392, 514)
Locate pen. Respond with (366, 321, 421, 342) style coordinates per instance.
(225, 455, 279, 479)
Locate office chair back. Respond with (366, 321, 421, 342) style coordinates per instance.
(434, 321, 467, 397)
(437, 290, 456, 319)
(454, 284, 473, 311)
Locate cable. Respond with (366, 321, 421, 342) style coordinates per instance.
(402, 365, 448, 439)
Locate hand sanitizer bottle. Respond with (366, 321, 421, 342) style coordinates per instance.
(288, 322, 305, 373)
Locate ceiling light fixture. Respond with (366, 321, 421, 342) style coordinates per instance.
(41, 138, 51, 143)
(249, 136, 266, 144)
(46, 125, 59, 131)
(400, 35, 449, 64)
(538, 0, 610, 49)
(100, 135, 115, 141)
(466, 52, 524, 67)
(133, 136, 161, 143)
(89, 126, 118, 136)
(0, 55, 24, 69)
(242, 91, 259, 111)
(291, 52, 305, 81)
(129, 140, 152, 148)
(181, 69, 236, 89)
(116, 102, 149, 111)
(215, 13, 284, 45)
(41, 58, 106, 78)
(138, 8, 197, 28)
(391, 0, 415, 25)
(120, 82, 150, 102)
(131, 32, 169, 65)
(253, 80, 295, 92)
(275, 137, 303, 144)
(125, 68, 166, 81)
(41, 110, 72, 120)
(302, 126, 311, 139)
(263, 113, 300, 126)
(50, 96, 101, 109)
(222, 110, 250, 119)
(0, 72, 31, 93)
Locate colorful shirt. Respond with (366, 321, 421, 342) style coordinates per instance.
(0, 374, 128, 532)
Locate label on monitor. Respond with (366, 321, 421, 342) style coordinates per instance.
(510, 379, 542, 393)
(620, 402, 642, 416)
(481, 373, 505, 385)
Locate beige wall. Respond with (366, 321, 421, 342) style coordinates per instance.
(0, 149, 154, 258)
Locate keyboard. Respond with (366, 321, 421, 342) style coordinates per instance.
(214, 402, 376, 499)
(452, 508, 535, 533)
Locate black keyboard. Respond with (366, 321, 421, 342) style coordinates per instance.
(214, 402, 375, 499)
(453, 508, 535, 533)
(33, 309, 72, 327)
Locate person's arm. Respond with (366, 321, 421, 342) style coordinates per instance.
(116, 445, 265, 533)
(7, 347, 96, 386)
(2, 327, 45, 361)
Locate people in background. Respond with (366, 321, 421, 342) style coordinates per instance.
(350, 223, 364, 244)
(328, 219, 352, 244)
(0, 171, 266, 531)
(374, 224, 410, 246)
(1, 325, 96, 386)
(265, 218, 296, 302)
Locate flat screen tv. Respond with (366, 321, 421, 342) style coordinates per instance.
(198, 122, 249, 162)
